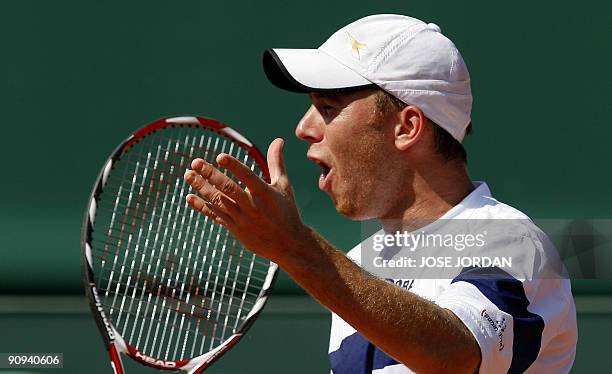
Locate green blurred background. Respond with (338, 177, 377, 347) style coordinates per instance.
(0, 0, 610, 372)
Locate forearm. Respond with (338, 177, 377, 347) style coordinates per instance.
(279, 226, 480, 374)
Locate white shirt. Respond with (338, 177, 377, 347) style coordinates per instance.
(328, 182, 577, 373)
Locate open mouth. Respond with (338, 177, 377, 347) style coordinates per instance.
(313, 159, 333, 191)
(307, 151, 334, 191)
(318, 162, 331, 178)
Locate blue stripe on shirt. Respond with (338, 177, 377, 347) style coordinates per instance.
(452, 266, 545, 374)
(329, 332, 399, 374)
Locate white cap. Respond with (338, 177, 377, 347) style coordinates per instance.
(263, 14, 472, 142)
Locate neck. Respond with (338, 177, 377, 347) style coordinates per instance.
(379, 162, 474, 233)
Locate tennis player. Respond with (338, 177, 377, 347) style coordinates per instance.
(184, 14, 577, 373)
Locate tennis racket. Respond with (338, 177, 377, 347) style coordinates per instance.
(81, 116, 278, 373)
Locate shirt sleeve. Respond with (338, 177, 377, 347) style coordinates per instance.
(436, 266, 575, 374)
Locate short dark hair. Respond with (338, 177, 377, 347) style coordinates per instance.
(373, 90, 471, 163)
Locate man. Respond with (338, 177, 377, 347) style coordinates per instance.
(183, 14, 577, 373)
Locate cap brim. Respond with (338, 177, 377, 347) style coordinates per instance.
(263, 48, 375, 93)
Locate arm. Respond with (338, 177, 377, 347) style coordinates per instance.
(281, 227, 480, 374)
(183, 139, 481, 374)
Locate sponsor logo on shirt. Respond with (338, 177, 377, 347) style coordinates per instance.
(481, 309, 507, 351)
(385, 278, 414, 290)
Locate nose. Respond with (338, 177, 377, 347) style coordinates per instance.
(295, 105, 324, 143)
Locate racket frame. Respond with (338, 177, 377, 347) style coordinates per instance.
(81, 116, 277, 373)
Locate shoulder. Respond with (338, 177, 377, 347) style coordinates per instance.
(469, 192, 530, 220)
(478, 197, 567, 279)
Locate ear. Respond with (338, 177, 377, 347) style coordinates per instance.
(394, 105, 425, 151)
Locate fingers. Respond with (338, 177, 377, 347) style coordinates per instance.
(184, 167, 240, 218)
(185, 194, 234, 226)
(215, 153, 266, 194)
(188, 158, 249, 206)
(267, 138, 288, 186)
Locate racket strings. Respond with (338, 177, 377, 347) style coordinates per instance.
(140, 132, 231, 356)
(99, 137, 251, 206)
(124, 134, 241, 354)
(92, 216, 271, 276)
(103, 137, 248, 335)
(99, 288, 249, 334)
(94, 257, 265, 306)
(90, 126, 271, 361)
(108, 134, 184, 338)
(95, 256, 264, 305)
(98, 275, 260, 314)
(91, 240, 269, 283)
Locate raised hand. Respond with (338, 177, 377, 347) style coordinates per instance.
(184, 138, 307, 263)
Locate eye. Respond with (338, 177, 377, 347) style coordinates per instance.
(321, 104, 335, 115)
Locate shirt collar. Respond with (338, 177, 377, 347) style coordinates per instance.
(439, 181, 492, 220)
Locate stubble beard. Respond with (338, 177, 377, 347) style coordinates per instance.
(332, 113, 394, 220)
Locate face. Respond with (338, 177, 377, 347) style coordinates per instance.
(296, 90, 407, 220)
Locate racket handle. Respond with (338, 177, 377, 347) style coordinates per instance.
(108, 344, 125, 374)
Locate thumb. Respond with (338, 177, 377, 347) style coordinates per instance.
(267, 138, 288, 186)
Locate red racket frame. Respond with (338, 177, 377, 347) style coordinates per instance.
(81, 116, 276, 373)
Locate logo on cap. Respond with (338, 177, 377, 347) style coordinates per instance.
(346, 31, 366, 60)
